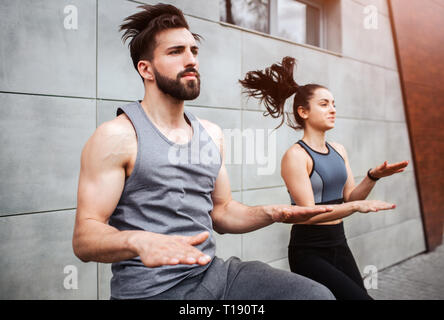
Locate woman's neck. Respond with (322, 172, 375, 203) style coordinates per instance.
(302, 127, 327, 151)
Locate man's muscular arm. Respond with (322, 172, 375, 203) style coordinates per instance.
(72, 117, 211, 267)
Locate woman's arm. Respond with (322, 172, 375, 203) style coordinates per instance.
(281, 144, 395, 224)
(331, 142, 409, 202)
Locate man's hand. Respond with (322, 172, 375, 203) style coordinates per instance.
(267, 204, 334, 223)
(353, 200, 396, 213)
(128, 231, 212, 268)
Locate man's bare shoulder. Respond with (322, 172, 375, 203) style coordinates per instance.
(90, 114, 135, 142)
(195, 117, 223, 146)
(196, 117, 222, 136)
(82, 114, 136, 166)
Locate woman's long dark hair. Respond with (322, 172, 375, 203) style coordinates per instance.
(239, 56, 326, 130)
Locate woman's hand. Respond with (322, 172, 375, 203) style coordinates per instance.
(353, 200, 396, 213)
(369, 160, 409, 179)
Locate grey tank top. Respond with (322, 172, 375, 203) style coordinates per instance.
(108, 101, 222, 299)
(290, 140, 347, 205)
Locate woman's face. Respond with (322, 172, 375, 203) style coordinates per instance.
(300, 88, 336, 131)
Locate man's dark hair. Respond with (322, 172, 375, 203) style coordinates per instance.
(120, 3, 201, 74)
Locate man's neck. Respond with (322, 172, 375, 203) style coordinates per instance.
(140, 90, 188, 130)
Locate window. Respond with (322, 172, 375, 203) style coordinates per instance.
(271, 0, 322, 47)
(219, 0, 270, 34)
(219, 0, 327, 49)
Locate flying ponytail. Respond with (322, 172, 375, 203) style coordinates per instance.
(239, 56, 326, 130)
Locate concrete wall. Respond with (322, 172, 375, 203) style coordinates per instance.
(0, 0, 425, 299)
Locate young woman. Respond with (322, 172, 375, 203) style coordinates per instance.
(239, 56, 409, 300)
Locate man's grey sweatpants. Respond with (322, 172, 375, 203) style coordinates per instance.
(144, 256, 335, 300)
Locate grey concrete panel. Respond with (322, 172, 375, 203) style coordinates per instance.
(383, 70, 405, 122)
(386, 122, 414, 172)
(0, 93, 96, 215)
(134, 0, 220, 21)
(343, 173, 389, 239)
(97, 0, 144, 101)
(291, 45, 334, 88)
(242, 221, 291, 263)
(0, 0, 96, 97)
(242, 110, 302, 190)
(240, 31, 301, 112)
(187, 18, 242, 109)
(241, 187, 292, 262)
(96, 99, 129, 126)
(352, 0, 390, 16)
(268, 257, 291, 272)
(344, 165, 418, 239)
(382, 171, 422, 226)
(0, 210, 97, 299)
(347, 218, 426, 274)
(342, 0, 397, 69)
(328, 57, 386, 121)
(213, 232, 243, 261)
(326, 118, 387, 178)
(98, 263, 112, 300)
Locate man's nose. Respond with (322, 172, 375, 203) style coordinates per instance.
(184, 48, 197, 68)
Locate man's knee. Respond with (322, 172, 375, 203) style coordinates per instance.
(281, 272, 336, 300)
(307, 280, 336, 300)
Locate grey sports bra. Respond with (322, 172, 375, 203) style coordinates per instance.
(290, 140, 348, 205)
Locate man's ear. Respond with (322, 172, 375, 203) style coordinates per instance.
(137, 60, 155, 82)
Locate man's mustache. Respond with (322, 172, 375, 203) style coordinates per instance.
(177, 68, 200, 79)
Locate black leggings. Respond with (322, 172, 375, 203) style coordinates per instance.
(288, 223, 373, 300)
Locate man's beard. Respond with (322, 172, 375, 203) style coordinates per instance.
(153, 66, 201, 100)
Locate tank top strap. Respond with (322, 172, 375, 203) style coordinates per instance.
(296, 140, 313, 156)
(116, 101, 148, 137)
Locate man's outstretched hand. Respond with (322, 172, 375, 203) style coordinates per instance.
(128, 231, 212, 268)
(268, 204, 334, 223)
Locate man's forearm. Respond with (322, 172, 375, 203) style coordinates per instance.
(212, 200, 274, 234)
(73, 219, 141, 263)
